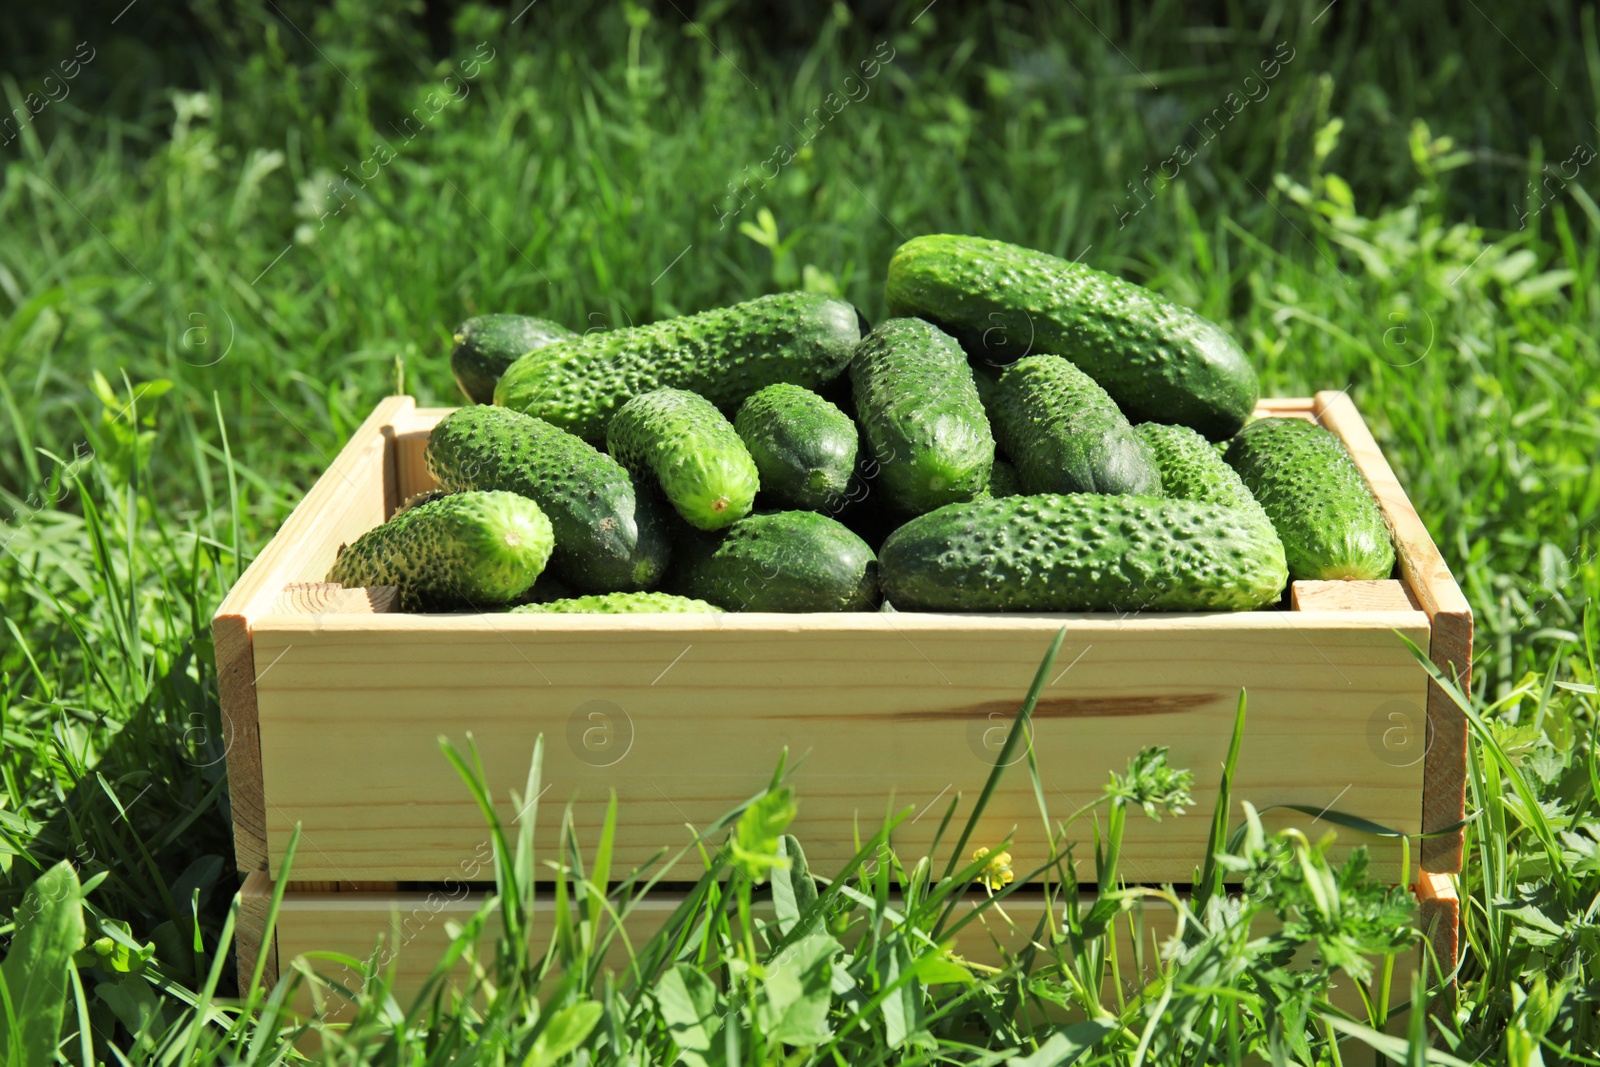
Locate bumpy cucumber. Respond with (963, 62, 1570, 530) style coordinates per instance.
(450, 314, 575, 405)
(425, 405, 670, 592)
(1224, 417, 1396, 580)
(879, 494, 1287, 612)
(673, 511, 879, 612)
(734, 383, 858, 512)
(1137, 423, 1266, 519)
(884, 234, 1258, 439)
(850, 317, 995, 513)
(510, 591, 722, 614)
(495, 292, 863, 442)
(607, 389, 759, 531)
(987, 459, 1021, 498)
(328, 490, 553, 611)
(990, 355, 1160, 495)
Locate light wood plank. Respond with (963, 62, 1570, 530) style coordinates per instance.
(236, 870, 277, 994)
(1252, 396, 1316, 415)
(252, 610, 1431, 885)
(1291, 580, 1420, 613)
(276, 583, 399, 616)
(1314, 392, 1472, 874)
(214, 396, 412, 873)
(1416, 869, 1459, 1020)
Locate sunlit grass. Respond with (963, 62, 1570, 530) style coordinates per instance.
(2, 0, 1599, 1061)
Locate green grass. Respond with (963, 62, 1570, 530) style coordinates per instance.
(2, 0, 1599, 1061)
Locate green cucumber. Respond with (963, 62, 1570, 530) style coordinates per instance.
(510, 591, 722, 614)
(450, 314, 575, 405)
(1224, 417, 1396, 581)
(425, 405, 670, 592)
(673, 511, 879, 612)
(884, 234, 1258, 439)
(850, 317, 995, 513)
(1137, 423, 1265, 519)
(987, 459, 1021, 498)
(734, 383, 858, 512)
(607, 388, 759, 531)
(495, 292, 863, 442)
(328, 490, 553, 611)
(879, 494, 1286, 612)
(990, 355, 1160, 495)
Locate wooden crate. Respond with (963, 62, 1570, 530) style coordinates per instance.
(238, 869, 1459, 1063)
(215, 392, 1470, 994)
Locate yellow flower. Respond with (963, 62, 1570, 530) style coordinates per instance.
(973, 847, 1015, 891)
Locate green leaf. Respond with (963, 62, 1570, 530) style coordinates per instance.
(910, 949, 974, 987)
(523, 1000, 603, 1067)
(94, 980, 165, 1049)
(0, 861, 86, 1065)
(656, 963, 721, 1067)
(730, 787, 796, 883)
(772, 834, 818, 936)
(1007, 1020, 1120, 1067)
(1322, 1016, 1476, 1065)
(758, 931, 841, 1045)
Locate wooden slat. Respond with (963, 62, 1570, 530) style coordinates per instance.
(213, 396, 413, 873)
(1314, 392, 1472, 873)
(276, 583, 399, 616)
(1291, 580, 1420, 613)
(286, 880, 401, 892)
(1252, 396, 1316, 414)
(391, 409, 438, 505)
(251, 609, 1430, 885)
(1415, 870, 1459, 1021)
(235, 870, 277, 993)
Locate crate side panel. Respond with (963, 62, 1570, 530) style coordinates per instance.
(213, 395, 411, 874)
(1314, 391, 1472, 873)
(254, 614, 1429, 884)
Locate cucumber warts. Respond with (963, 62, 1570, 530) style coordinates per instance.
(885, 234, 1258, 439)
(990, 355, 1160, 495)
(734, 383, 858, 512)
(851, 317, 995, 514)
(495, 292, 863, 442)
(328, 491, 553, 611)
(511, 591, 722, 614)
(425, 405, 670, 592)
(1225, 417, 1396, 581)
(880, 493, 1286, 612)
(673, 510, 879, 612)
(450, 314, 575, 405)
(1137, 422, 1266, 520)
(607, 388, 759, 530)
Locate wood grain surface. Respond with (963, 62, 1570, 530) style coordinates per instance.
(1314, 392, 1472, 873)
(249, 608, 1431, 884)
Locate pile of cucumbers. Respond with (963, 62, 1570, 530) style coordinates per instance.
(328, 234, 1396, 614)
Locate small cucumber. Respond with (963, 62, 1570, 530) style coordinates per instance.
(850, 317, 995, 513)
(885, 234, 1258, 439)
(1137, 423, 1266, 519)
(1224, 418, 1396, 580)
(328, 490, 553, 611)
(673, 511, 879, 612)
(990, 355, 1160, 495)
(425, 405, 671, 592)
(879, 493, 1287, 612)
(510, 591, 722, 614)
(495, 292, 864, 442)
(734, 383, 858, 512)
(450, 314, 575, 404)
(607, 388, 759, 531)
